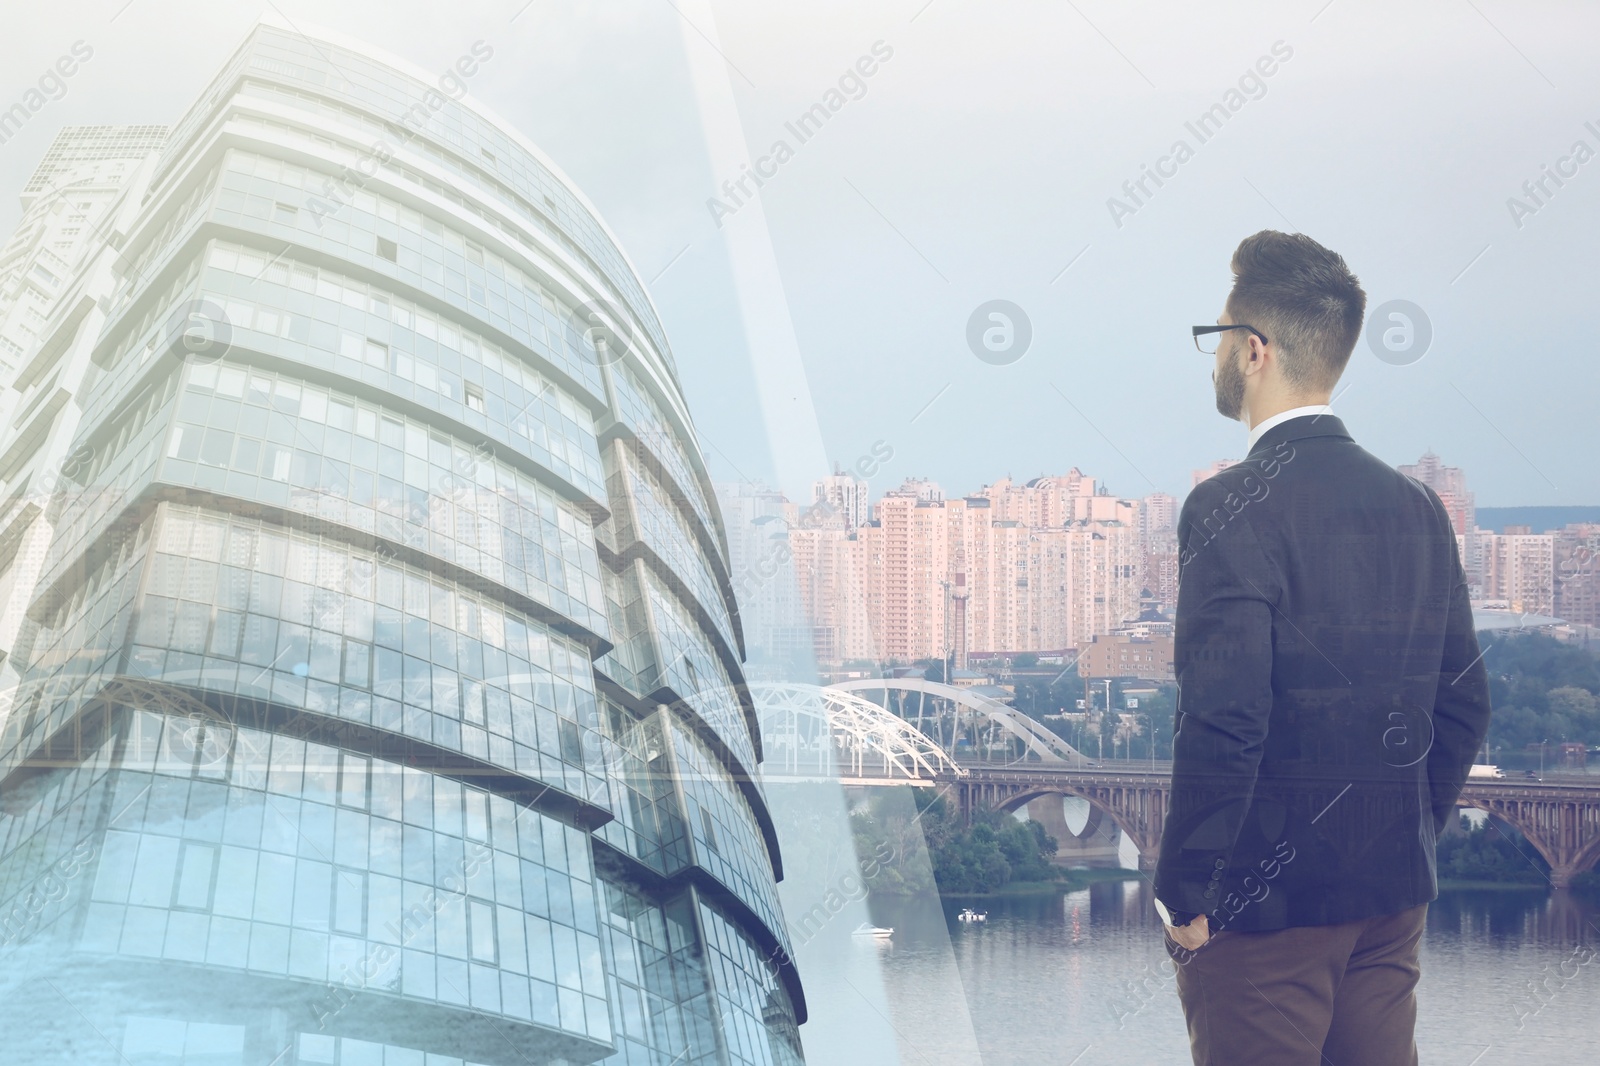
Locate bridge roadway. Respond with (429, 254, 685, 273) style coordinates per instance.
(934, 760, 1600, 889)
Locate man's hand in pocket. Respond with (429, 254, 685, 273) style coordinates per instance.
(1166, 913, 1212, 952)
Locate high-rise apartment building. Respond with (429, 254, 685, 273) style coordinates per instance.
(978, 471, 1093, 528)
(786, 508, 872, 664)
(1400, 450, 1480, 588)
(1190, 460, 1236, 488)
(0, 126, 170, 387)
(777, 475, 1146, 665)
(0, 23, 801, 1065)
(1481, 528, 1556, 615)
(808, 467, 867, 530)
(888, 476, 943, 504)
(1140, 492, 1176, 539)
(714, 481, 812, 664)
(1398, 451, 1475, 535)
(1142, 529, 1180, 616)
(1554, 523, 1600, 628)
(865, 493, 950, 661)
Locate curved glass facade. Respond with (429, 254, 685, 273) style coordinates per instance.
(0, 23, 801, 1066)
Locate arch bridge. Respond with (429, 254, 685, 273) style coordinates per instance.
(943, 765, 1600, 889)
(751, 682, 1600, 888)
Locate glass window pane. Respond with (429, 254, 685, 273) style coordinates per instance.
(469, 900, 496, 962)
(129, 835, 181, 907)
(333, 869, 365, 935)
(174, 843, 216, 910)
(339, 753, 369, 809)
(293, 861, 332, 931)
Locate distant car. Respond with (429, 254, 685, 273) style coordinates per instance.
(1524, 769, 1541, 780)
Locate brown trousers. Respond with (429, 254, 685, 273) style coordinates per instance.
(1165, 904, 1428, 1066)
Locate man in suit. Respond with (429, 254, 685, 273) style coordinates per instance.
(1153, 230, 1492, 1065)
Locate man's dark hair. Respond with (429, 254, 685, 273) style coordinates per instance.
(1226, 230, 1366, 391)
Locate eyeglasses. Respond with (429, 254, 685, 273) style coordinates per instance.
(1192, 323, 1268, 354)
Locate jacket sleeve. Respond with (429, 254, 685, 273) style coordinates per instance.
(1423, 490, 1492, 834)
(1153, 477, 1280, 917)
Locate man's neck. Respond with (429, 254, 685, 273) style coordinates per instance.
(1245, 395, 1333, 430)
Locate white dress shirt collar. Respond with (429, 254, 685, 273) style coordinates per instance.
(1245, 404, 1335, 454)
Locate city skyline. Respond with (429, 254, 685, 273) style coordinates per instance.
(717, 445, 1600, 670)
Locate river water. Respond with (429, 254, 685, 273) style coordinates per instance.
(764, 779, 1599, 1065)
(842, 883, 1599, 1065)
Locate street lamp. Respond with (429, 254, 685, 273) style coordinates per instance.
(1540, 738, 1547, 780)
(1104, 679, 1113, 762)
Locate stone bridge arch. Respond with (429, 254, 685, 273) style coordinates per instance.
(952, 773, 1168, 871)
(1456, 793, 1600, 889)
(994, 786, 1128, 866)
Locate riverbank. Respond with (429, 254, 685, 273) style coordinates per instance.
(934, 867, 1144, 898)
(1436, 878, 1550, 891)
(936, 871, 1558, 899)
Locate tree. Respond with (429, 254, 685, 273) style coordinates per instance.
(875, 792, 1063, 894)
(1478, 633, 1600, 752)
(1435, 815, 1549, 884)
(1548, 686, 1600, 735)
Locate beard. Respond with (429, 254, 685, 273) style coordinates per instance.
(1213, 352, 1245, 421)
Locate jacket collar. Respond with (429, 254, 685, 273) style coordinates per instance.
(1246, 413, 1352, 460)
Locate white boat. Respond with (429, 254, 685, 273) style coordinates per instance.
(958, 908, 988, 923)
(852, 922, 893, 939)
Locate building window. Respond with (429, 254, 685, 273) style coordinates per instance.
(468, 900, 497, 962)
(173, 842, 217, 910)
(465, 384, 484, 413)
(376, 236, 397, 261)
(338, 752, 368, 808)
(123, 1018, 244, 1062)
(273, 202, 298, 224)
(333, 869, 366, 934)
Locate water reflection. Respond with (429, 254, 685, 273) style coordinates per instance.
(862, 883, 1599, 1066)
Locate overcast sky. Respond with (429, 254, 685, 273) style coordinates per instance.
(5, 0, 1597, 506)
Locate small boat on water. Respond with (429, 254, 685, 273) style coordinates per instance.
(958, 908, 987, 922)
(852, 922, 893, 939)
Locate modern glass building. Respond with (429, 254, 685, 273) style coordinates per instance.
(0, 22, 803, 1066)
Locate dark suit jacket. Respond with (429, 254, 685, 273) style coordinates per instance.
(1153, 414, 1492, 932)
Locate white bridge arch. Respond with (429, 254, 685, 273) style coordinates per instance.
(750, 678, 1092, 784)
(829, 677, 1091, 767)
(751, 682, 966, 781)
